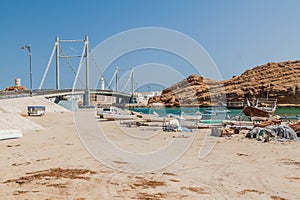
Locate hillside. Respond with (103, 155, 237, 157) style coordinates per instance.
(148, 60, 300, 107)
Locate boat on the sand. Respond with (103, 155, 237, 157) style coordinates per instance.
(243, 98, 277, 118)
(103, 113, 137, 121)
(142, 113, 171, 122)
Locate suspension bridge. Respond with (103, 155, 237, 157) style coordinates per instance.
(1, 36, 136, 106)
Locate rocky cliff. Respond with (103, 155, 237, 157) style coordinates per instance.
(148, 60, 300, 107)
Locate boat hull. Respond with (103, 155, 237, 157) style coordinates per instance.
(243, 106, 274, 118)
(103, 113, 137, 121)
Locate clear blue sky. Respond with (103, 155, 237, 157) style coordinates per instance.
(1, 0, 300, 90)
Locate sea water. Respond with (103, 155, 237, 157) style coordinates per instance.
(130, 107, 300, 119)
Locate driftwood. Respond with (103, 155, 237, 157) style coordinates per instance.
(221, 128, 240, 137)
(289, 121, 300, 132)
(254, 119, 281, 128)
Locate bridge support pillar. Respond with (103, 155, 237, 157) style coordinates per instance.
(54, 96, 62, 104)
(83, 89, 90, 107)
(115, 97, 120, 105)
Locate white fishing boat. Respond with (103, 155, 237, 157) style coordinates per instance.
(166, 111, 202, 121)
(204, 108, 231, 115)
(142, 112, 172, 122)
(0, 129, 23, 140)
(142, 114, 170, 122)
(103, 113, 138, 121)
(180, 111, 202, 121)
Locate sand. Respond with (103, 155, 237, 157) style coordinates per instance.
(0, 108, 299, 200)
(0, 96, 69, 114)
(0, 96, 69, 134)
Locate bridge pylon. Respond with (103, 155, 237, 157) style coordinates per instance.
(39, 36, 91, 107)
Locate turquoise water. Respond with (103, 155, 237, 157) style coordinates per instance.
(275, 107, 300, 116)
(130, 107, 300, 119)
(58, 100, 300, 119)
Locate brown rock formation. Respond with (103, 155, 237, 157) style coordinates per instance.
(148, 60, 300, 107)
(2, 85, 27, 92)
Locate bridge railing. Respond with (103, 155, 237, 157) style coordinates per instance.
(0, 90, 31, 99)
(0, 89, 132, 99)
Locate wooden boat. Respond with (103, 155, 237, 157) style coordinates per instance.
(243, 98, 277, 118)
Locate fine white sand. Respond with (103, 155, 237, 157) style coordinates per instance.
(0, 96, 69, 132)
(0, 106, 299, 199)
(0, 96, 69, 114)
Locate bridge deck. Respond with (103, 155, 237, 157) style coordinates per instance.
(0, 89, 131, 99)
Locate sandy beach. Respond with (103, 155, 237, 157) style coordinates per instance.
(0, 101, 299, 200)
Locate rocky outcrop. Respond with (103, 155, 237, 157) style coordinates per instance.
(1, 85, 27, 92)
(148, 60, 300, 107)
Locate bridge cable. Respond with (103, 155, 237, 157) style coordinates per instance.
(39, 44, 56, 89)
(121, 70, 132, 92)
(88, 44, 112, 90)
(72, 42, 88, 90)
(107, 70, 117, 90)
(60, 48, 86, 87)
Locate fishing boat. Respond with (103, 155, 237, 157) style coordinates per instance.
(204, 108, 231, 115)
(180, 111, 202, 121)
(243, 98, 277, 118)
(0, 129, 23, 140)
(103, 113, 137, 121)
(142, 113, 171, 122)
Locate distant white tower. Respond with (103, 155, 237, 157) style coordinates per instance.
(100, 77, 105, 90)
(15, 78, 21, 86)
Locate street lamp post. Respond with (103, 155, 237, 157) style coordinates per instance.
(21, 44, 32, 96)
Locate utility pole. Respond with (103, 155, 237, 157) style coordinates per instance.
(21, 44, 32, 97)
(83, 36, 90, 107)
